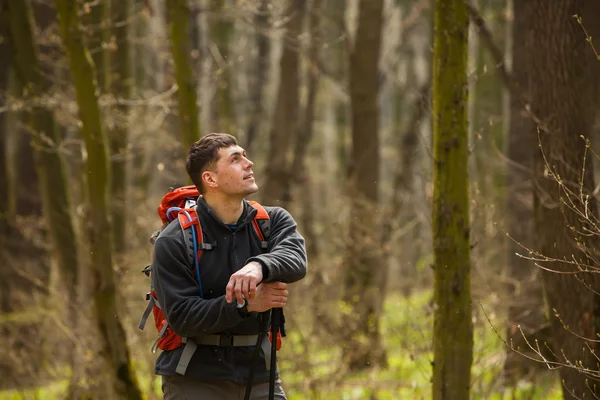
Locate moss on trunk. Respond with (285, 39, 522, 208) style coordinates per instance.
(54, 1, 142, 398)
(431, 0, 473, 398)
(8, 0, 78, 302)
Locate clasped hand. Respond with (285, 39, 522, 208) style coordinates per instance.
(226, 262, 288, 312)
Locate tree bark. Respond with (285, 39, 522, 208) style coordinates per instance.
(502, 0, 551, 382)
(0, 0, 14, 355)
(0, 0, 11, 238)
(167, 0, 201, 162)
(342, 0, 386, 371)
(261, 0, 306, 207)
(245, 0, 270, 154)
(528, 1, 600, 398)
(210, 0, 235, 133)
(431, 0, 473, 398)
(54, 1, 143, 398)
(7, 0, 82, 390)
(109, 0, 132, 256)
(291, 0, 321, 260)
(324, 0, 348, 179)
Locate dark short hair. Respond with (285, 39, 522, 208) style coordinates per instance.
(186, 133, 238, 193)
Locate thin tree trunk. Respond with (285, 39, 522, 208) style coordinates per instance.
(383, 82, 429, 262)
(502, 0, 551, 382)
(245, 0, 270, 154)
(528, 1, 600, 398)
(0, 0, 11, 238)
(210, 0, 235, 133)
(261, 0, 306, 206)
(0, 1, 14, 371)
(54, 1, 143, 398)
(167, 0, 201, 162)
(109, 0, 132, 256)
(431, 0, 473, 398)
(7, 0, 82, 391)
(342, 0, 386, 371)
(131, 0, 156, 196)
(324, 0, 348, 179)
(292, 0, 321, 260)
(88, 0, 110, 94)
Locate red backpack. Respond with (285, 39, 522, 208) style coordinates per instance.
(138, 186, 281, 356)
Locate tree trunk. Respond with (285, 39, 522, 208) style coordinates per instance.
(502, 0, 551, 382)
(245, 0, 270, 154)
(7, 0, 82, 390)
(324, 0, 348, 180)
(0, 0, 14, 365)
(0, 0, 11, 237)
(431, 0, 473, 398)
(528, 1, 600, 398)
(131, 0, 156, 196)
(261, 0, 306, 207)
(167, 0, 201, 162)
(342, 0, 386, 371)
(291, 0, 321, 260)
(210, 0, 235, 133)
(469, 0, 507, 275)
(87, 0, 110, 93)
(54, 1, 143, 398)
(109, 0, 132, 256)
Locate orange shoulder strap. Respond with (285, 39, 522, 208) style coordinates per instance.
(248, 201, 270, 246)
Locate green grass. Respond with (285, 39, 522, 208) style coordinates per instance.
(0, 290, 563, 400)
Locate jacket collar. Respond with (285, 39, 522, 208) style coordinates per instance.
(196, 196, 258, 229)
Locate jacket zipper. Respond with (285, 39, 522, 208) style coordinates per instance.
(231, 232, 239, 272)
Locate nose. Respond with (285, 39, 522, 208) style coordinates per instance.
(244, 157, 254, 168)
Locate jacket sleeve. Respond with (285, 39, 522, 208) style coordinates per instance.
(152, 235, 250, 337)
(247, 207, 307, 283)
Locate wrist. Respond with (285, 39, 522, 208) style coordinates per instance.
(249, 261, 264, 282)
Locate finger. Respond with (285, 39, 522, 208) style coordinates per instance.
(272, 282, 287, 289)
(270, 301, 287, 308)
(226, 278, 236, 303)
(235, 281, 244, 305)
(242, 278, 251, 301)
(248, 280, 257, 299)
(271, 294, 288, 302)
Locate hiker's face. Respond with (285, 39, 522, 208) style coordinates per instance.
(209, 146, 258, 197)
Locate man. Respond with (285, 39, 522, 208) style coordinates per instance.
(152, 133, 307, 399)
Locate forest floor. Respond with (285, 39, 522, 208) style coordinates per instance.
(0, 289, 563, 400)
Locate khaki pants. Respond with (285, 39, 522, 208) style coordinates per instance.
(162, 375, 287, 400)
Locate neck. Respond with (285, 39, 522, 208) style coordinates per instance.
(202, 192, 244, 225)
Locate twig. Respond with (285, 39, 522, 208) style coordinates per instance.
(467, 2, 512, 90)
(573, 14, 600, 60)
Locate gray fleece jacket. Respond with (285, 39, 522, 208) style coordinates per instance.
(151, 197, 307, 384)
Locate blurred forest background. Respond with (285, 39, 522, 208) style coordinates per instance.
(1, 0, 600, 399)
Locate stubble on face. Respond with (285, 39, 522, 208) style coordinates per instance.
(215, 146, 258, 197)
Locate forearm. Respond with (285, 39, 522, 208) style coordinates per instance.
(163, 295, 248, 336)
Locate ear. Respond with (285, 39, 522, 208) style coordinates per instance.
(202, 171, 218, 189)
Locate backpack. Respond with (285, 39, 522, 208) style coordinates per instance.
(138, 185, 281, 358)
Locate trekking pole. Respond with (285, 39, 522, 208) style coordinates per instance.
(268, 308, 283, 400)
(244, 312, 269, 400)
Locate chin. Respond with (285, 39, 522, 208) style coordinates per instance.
(246, 184, 259, 195)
